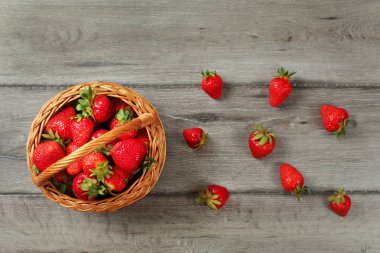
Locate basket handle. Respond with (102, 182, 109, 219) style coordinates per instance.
(33, 113, 157, 187)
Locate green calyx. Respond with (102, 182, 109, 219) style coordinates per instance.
(79, 177, 106, 200)
(95, 145, 113, 156)
(251, 124, 276, 146)
(33, 166, 41, 175)
(133, 156, 157, 175)
(76, 86, 96, 119)
(116, 108, 133, 125)
(333, 118, 349, 140)
(201, 70, 216, 79)
(291, 184, 310, 201)
(195, 189, 221, 210)
(275, 67, 296, 79)
(328, 188, 346, 205)
(195, 131, 208, 150)
(41, 129, 69, 149)
(89, 161, 113, 184)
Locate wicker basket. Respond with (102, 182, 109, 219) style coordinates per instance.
(26, 81, 166, 212)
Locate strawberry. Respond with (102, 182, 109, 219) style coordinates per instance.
(183, 128, 208, 150)
(201, 70, 223, 99)
(110, 139, 147, 173)
(65, 142, 83, 175)
(269, 67, 296, 107)
(196, 185, 229, 210)
(76, 86, 114, 123)
(111, 98, 128, 113)
(72, 172, 106, 200)
(82, 152, 112, 183)
(70, 117, 94, 147)
(90, 129, 117, 146)
(93, 95, 114, 123)
(110, 108, 137, 140)
(53, 170, 69, 183)
(45, 105, 75, 140)
(137, 128, 150, 148)
(320, 104, 349, 139)
(280, 163, 309, 200)
(328, 188, 351, 217)
(104, 165, 130, 192)
(248, 124, 276, 159)
(33, 141, 65, 172)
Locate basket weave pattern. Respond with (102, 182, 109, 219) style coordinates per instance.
(26, 82, 166, 212)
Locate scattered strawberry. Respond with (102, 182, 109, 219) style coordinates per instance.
(54, 170, 69, 183)
(110, 108, 138, 140)
(104, 165, 130, 192)
(329, 188, 351, 217)
(320, 104, 349, 139)
(137, 128, 150, 148)
(196, 184, 229, 210)
(70, 117, 94, 147)
(280, 163, 309, 200)
(45, 105, 75, 140)
(33, 141, 65, 172)
(72, 172, 106, 200)
(90, 129, 117, 146)
(183, 128, 208, 150)
(76, 86, 114, 123)
(248, 124, 276, 159)
(201, 70, 223, 99)
(269, 67, 296, 107)
(82, 152, 112, 183)
(65, 142, 83, 175)
(110, 139, 147, 173)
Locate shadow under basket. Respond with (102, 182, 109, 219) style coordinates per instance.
(26, 82, 166, 212)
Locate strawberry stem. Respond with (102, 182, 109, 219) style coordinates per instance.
(291, 185, 310, 201)
(328, 188, 346, 205)
(251, 124, 276, 146)
(201, 70, 216, 79)
(333, 118, 349, 140)
(275, 67, 296, 79)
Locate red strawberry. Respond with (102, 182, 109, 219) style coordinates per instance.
(90, 129, 117, 146)
(269, 67, 296, 107)
(33, 141, 65, 172)
(110, 139, 147, 173)
(248, 124, 276, 159)
(70, 117, 94, 147)
(137, 128, 150, 147)
(72, 172, 106, 200)
(82, 152, 112, 183)
(183, 128, 208, 150)
(320, 104, 349, 139)
(110, 108, 137, 140)
(196, 185, 229, 210)
(104, 165, 130, 192)
(280, 163, 309, 200)
(54, 170, 69, 183)
(76, 86, 113, 123)
(93, 95, 114, 123)
(329, 188, 351, 217)
(111, 98, 128, 113)
(65, 142, 83, 175)
(45, 105, 75, 140)
(201, 70, 223, 99)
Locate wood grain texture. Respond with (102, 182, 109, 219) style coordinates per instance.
(0, 0, 379, 86)
(0, 194, 378, 253)
(1, 85, 379, 194)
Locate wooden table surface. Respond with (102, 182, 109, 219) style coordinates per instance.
(1, 1, 380, 252)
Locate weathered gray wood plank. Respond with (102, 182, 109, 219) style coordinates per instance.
(1, 85, 379, 194)
(0, 0, 379, 86)
(0, 194, 378, 252)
